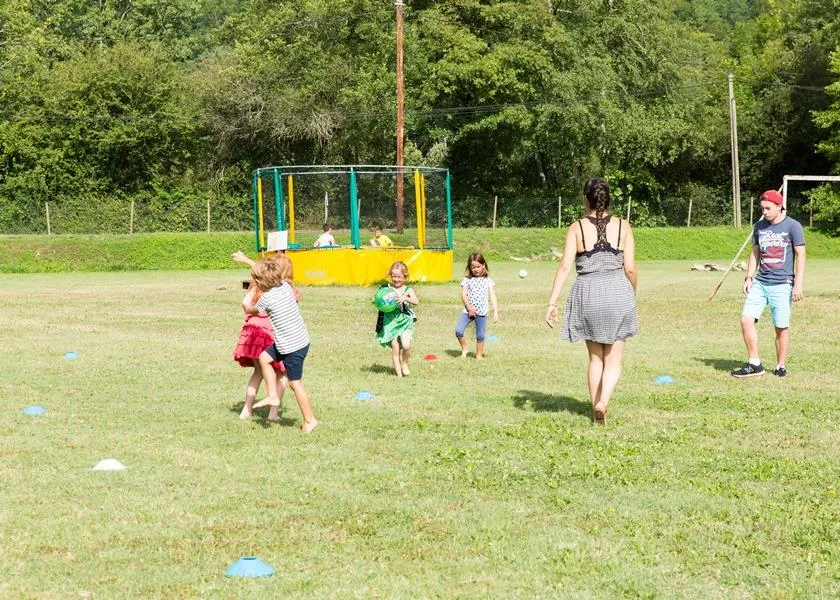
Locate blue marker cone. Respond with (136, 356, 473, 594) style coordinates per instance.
(486, 335, 499, 343)
(64, 351, 78, 360)
(225, 556, 275, 578)
(22, 405, 46, 416)
(355, 390, 374, 401)
(653, 375, 675, 385)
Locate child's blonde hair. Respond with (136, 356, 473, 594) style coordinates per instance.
(389, 261, 409, 279)
(271, 252, 294, 280)
(251, 255, 293, 291)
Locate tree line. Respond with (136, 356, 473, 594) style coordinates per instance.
(1, 0, 839, 234)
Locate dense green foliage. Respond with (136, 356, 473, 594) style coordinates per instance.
(1, 226, 838, 273)
(1, 0, 839, 233)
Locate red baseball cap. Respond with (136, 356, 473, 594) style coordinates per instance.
(760, 190, 783, 206)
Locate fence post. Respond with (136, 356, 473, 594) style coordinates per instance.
(687, 197, 693, 227)
(45, 202, 51, 235)
(492, 195, 498, 229)
(558, 195, 562, 228)
(130, 199, 135, 234)
(206, 196, 211, 233)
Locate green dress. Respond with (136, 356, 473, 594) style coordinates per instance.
(376, 286, 416, 347)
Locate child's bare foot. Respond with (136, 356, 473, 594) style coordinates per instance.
(253, 396, 280, 409)
(460, 351, 468, 359)
(239, 405, 252, 420)
(267, 406, 281, 421)
(300, 418, 319, 433)
(401, 362, 410, 376)
(475, 354, 484, 360)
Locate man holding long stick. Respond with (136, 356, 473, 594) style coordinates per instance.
(731, 190, 806, 378)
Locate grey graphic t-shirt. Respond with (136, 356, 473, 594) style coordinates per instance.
(753, 217, 805, 285)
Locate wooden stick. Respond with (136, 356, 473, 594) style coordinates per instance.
(708, 227, 753, 301)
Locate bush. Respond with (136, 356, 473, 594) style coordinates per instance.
(805, 184, 840, 236)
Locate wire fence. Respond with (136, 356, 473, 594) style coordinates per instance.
(0, 186, 825, 234)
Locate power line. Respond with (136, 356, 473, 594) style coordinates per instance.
(0, 76, 831, 127)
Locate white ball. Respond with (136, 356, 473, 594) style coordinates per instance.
(518, 269, 528, 279)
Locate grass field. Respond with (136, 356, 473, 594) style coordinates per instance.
(1, 260, 839, 597)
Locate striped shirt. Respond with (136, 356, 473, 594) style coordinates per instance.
(256, 283, 310, 354)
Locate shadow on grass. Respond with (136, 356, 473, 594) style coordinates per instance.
(512, 390, 590, 417)
(444, 349, 463, 358)
(229, 402, 297, 429)
(695, 357, 741, 372)
(361, 363, 396, 374)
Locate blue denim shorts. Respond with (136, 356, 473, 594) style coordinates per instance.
(265, 344, 309, 381)
(742, 281, 792, 328)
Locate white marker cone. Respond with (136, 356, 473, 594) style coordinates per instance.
(92, 458, 126, 471)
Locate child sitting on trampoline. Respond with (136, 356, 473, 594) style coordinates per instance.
(369, 227, 394, 247)
(375, 261, 419, 377)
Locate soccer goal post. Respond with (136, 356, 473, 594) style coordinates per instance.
(782, 175, 840, 226)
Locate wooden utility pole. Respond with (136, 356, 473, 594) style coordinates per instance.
(394, 0, 405, 232)
(728, 73, 742, 228)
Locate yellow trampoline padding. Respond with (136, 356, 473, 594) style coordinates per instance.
(286, 248, 454, 286)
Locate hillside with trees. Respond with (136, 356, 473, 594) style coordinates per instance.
(1, 0, 838, 233)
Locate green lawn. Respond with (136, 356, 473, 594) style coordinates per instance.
(1, 261, 838, 597)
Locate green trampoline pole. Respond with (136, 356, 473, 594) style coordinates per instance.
(252, 170, 260, 252)
(445, 170, 453, 249)
(273, 169, 284, 231)
(350, 169, 360, 248)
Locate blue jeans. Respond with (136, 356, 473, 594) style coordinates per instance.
(455, 312, 487, 342)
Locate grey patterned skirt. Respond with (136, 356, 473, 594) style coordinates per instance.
(561, 251, 638, 344)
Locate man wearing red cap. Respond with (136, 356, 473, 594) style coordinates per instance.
(731, 190, 806, 378)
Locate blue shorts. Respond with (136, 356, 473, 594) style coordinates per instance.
(742, 281, 792, 328)
(264, 344, 309, 381)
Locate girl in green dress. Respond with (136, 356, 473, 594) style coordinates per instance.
(375, 261, 419, 377)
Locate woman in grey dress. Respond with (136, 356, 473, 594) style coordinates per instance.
(545, 178, 638, 424)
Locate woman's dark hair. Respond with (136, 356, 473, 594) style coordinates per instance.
(584, 177, 612, 248)
(464, 252, 489, 277)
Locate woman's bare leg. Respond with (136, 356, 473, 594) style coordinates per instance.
(585, 341, 605, 409)
(599, 341, 625, 411)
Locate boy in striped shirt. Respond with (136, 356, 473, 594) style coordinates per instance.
(245, 255, 319, 433)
